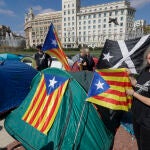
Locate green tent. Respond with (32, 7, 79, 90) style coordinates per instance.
(5, 68, 113, 150)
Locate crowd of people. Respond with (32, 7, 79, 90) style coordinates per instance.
(34, 45, 95, 72)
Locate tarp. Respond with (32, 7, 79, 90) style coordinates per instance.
(5, 68, 113, 150)
(0, 60, 38, 113)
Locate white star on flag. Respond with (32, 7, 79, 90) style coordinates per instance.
(103, 52, 113, 62)
(51, 40, 57, 47)
(49, 77, 57, 88)
(95, 80, 104, 90)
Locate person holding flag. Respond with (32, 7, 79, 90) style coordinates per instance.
(126, 47, 150, 150)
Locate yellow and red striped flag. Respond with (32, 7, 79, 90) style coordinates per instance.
(42, 23, 71, 71)
(87, 68, 132, 111)
(22, 74, 69, 135)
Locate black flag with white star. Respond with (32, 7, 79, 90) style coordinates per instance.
(96, 34, 150, 74)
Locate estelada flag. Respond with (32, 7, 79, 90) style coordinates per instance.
(22, 74, 69, 135)
(87, 68, 132, 111)
(42, 23, 71, 71)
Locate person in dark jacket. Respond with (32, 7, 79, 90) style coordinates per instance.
(126, 47, 150, 150)
(34, 45, 52, 71)
(77, 48, 88, 71)
(85, 48, 95, 71)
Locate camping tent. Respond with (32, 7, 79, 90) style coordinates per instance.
(0, 53, 21, 61)
(0, 60, 38, 113)
(5, 68, 113, 150)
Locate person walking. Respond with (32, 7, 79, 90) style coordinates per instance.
(34, 45, 52, 71)
(126, 47, 150, 150)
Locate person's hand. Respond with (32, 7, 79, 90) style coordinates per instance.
(126, 89, 134, 96)
(126, 68, 137, 87)
(129, 76, 137, 87)
(77, 62, 82, 66)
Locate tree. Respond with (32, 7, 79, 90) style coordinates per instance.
(143, 25, 150, 34)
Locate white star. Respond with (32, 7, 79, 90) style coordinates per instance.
(95, 80, 104, 90)
(103, 52, 113, 62)
(49, 77, 57, 88)
(51, 40, 57, 47)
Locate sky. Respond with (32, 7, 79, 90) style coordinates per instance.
(0, 0, 150, 35)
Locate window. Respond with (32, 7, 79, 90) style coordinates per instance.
(115, 10, 118, 15)
(93, 25, 96, 29)
(121, 10, 124, 15)
(93, 20, 96, 24)
(120, 23, 123, 26)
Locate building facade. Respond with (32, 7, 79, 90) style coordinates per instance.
(25, 0, 139, 48)
(24, 8, 62, 48)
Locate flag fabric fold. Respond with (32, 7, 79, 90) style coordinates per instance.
(22, 74, 69, 135)
(42, 23, 71, 71)
(96, 34, 150, 74)
(87, 68, 132, 111)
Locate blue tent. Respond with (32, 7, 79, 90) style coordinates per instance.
(0, 53, 20, 61)
(0, 60, 38, 113)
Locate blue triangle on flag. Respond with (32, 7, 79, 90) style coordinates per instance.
(87, 72, 110, 98)
(42, 23, 59, 51)
(44, 74, 68, 95)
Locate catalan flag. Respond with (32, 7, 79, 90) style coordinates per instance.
(87, 68, 132, 111)
(22, 74, 69, 135)
(42, 23, 71, 71)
